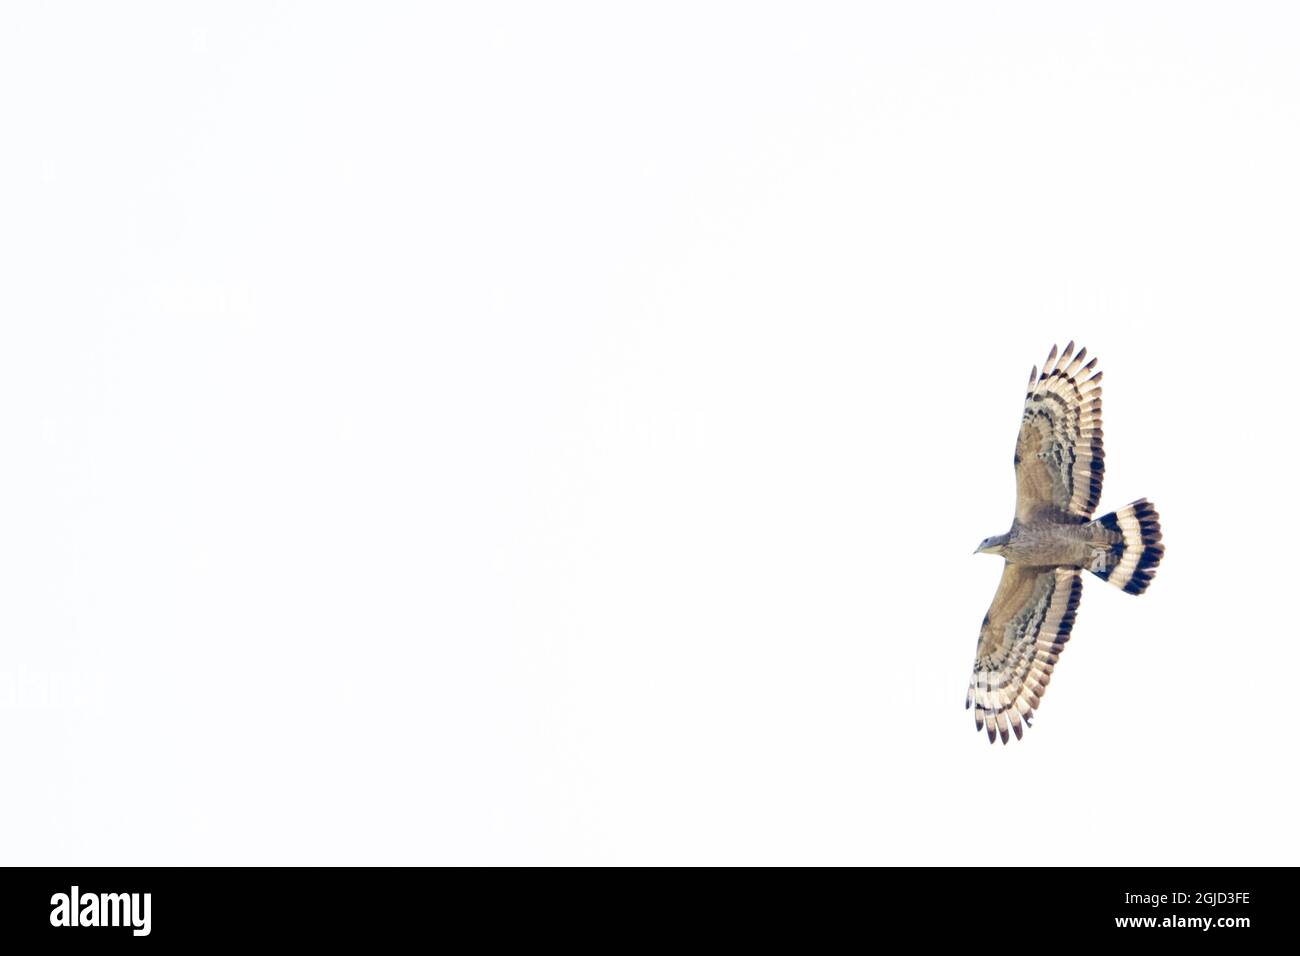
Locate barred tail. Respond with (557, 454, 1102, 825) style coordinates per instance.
(1090, 499, 1163, 594)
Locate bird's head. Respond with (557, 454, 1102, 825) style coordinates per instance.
(974, 533, 1009, 556)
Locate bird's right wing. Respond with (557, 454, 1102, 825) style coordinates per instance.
(967, 564, 1083, 743)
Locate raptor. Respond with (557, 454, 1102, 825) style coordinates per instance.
(969, 342, 1163, 743)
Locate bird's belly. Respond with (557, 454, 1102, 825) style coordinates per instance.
(1006, 531, 1086, 567)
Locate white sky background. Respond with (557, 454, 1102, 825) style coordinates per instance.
(2, 3, 1297, 865)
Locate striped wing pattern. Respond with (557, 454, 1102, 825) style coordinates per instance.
(966, 565, 1082, 744)
(1014, 341, 1104, 523)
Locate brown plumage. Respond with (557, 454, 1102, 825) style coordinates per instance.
(968, 342, 1164, 744)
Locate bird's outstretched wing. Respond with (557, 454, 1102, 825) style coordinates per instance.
(967, 565, 1082, 743)
(1014, 341, 1104, 523)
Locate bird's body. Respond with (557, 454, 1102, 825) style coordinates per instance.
(1002, 521, 1104, 568)
(988, 519, 1130, 570)
(969, 342, 1163, 744)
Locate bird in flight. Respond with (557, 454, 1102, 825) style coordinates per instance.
(969, 342, 1163, 743)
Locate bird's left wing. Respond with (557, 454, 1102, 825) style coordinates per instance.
(1014, 342, 1105, 523)
(967, 565, 1083, 743)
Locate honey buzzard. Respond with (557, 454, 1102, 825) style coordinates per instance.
(969, 342, 1163, 743)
